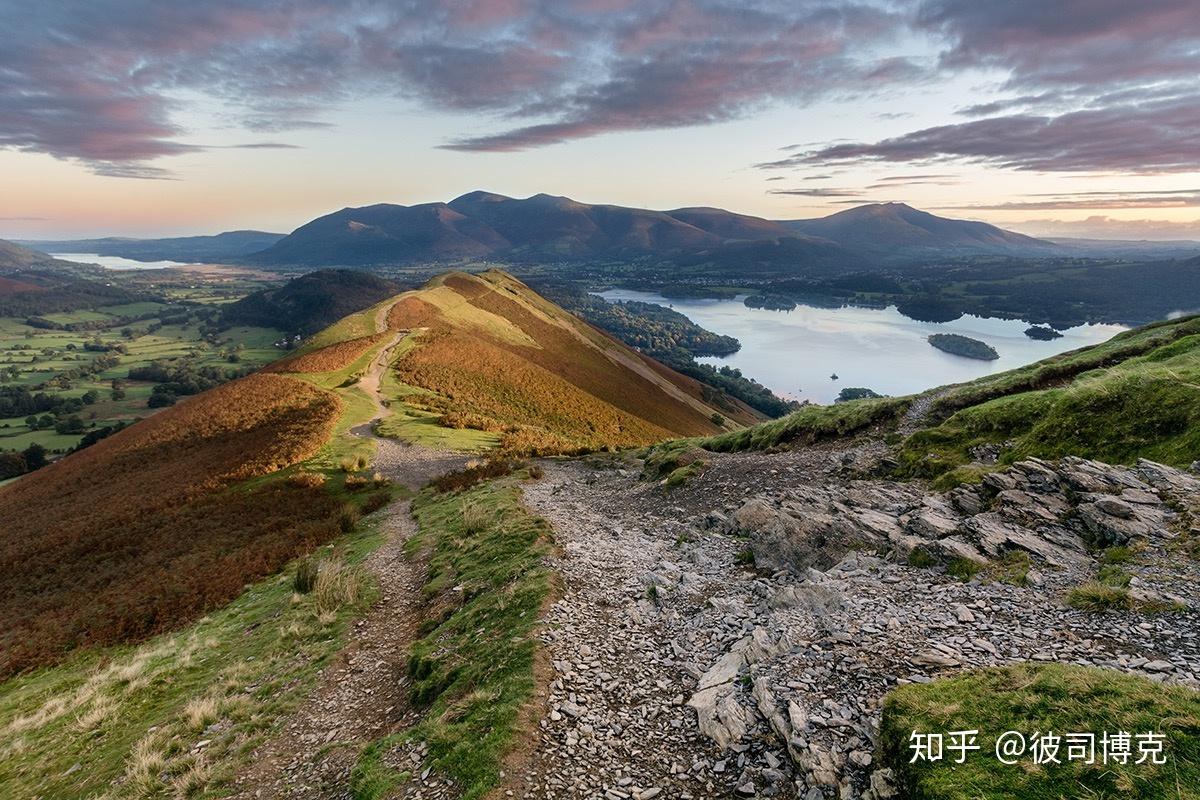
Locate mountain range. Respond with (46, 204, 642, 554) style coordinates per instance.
(17, 195, 1083, 270)
(245, 194, 1060, 268)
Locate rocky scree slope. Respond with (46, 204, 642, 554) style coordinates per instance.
(493, 442, 1200, 799)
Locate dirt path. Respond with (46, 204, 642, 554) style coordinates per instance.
(230, 305, 466, 798)
(503, 461, 757, 799)
(227, 502, 425, 799)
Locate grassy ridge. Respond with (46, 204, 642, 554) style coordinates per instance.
(899, 317, 1200, 479)
(880, 663, 1200, 799)
(352, 475, 552, 800)
(381, 270, 743, 455)
(643, 395, 911, 467)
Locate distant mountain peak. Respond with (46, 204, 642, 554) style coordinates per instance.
(781, 201, 1057, 256)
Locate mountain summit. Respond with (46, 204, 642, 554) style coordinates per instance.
(782, 202, 1058, 257)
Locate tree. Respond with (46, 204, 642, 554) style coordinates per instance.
(81, 389, 100, 405)
(21, 443, 48, 470)
(55, 416, 86, 435)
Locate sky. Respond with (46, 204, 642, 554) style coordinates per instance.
(2, 0, 1198, 240)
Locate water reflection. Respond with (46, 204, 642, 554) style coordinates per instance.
(598, 290, 1127, 404)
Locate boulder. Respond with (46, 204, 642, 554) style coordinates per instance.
(1077, 501, 1153, 546)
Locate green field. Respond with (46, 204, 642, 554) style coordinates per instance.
(0, 299, 284, 458)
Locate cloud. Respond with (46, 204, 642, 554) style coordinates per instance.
(917, 0, 1200, 91)
(0, 1, 920, 174)
(1012, 215, 1200, 241)
(7, 0, 1198, 181)
(787, 96, 1200, 174)
(759, 1, 1200, 179)
(767, 187, 863, 197)
(225, 142, 304, 150)
(939, 190, 1200, 211)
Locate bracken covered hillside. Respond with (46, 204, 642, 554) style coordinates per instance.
(0, 374, 346, 677)
(380, 270, 762, 454)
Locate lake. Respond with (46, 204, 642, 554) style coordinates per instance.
(598, 290, 1127, 404)
(50, 253, 196, 270)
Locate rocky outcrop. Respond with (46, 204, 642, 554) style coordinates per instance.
(719, 457, 1198, 575)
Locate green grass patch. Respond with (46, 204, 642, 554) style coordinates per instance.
(641, 395, 910, 465)
(375, 404, 501, 452)
(354, 476, 552, 799)
(880, 663, 1200, 799)
(896, 317, 1200, 479)
(663, 461, 705, 489)
(1067, 581, 1135, 611)
(0, 511, 393, 800)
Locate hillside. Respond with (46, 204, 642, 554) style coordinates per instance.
(247, 202, 510, 266)
(19, 230, 286, 263)
(0, 269, 151, 315)
(368, 269, 761, 452)
(0, 268, 752, 672)
(3, 279, 1199, 800)
(0, 239, 73, 272)
(221, 268, 401, 334)
(782, 202, 1059, 258)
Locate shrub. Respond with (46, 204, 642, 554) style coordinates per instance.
(344, 474, 371, 491)
(288, 471, 327, 489)
(360, 490, 392, 515)
(313, 559, 366, 618)
(431, 458, 522, 493)
(460, 499, 491, 536)
(945, 557, 983, 581)
(339, 505, 361, 533)
(1100, 545, 1133, 564)
(906, 548, 937, 568)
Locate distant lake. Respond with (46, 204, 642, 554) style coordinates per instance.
(50, 253, 195, 270)
(598, 290, 1128, 404)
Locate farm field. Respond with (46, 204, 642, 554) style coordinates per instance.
(0, 292, 285, 460)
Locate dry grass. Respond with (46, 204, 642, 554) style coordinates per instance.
(460, 498, 492, 535)
(313, 558, 367, 618)
(182, 695, 220, 732)
(288, 471, 327, 488)
(0, 373, 345, 677)
(265, 333, 386, 374)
